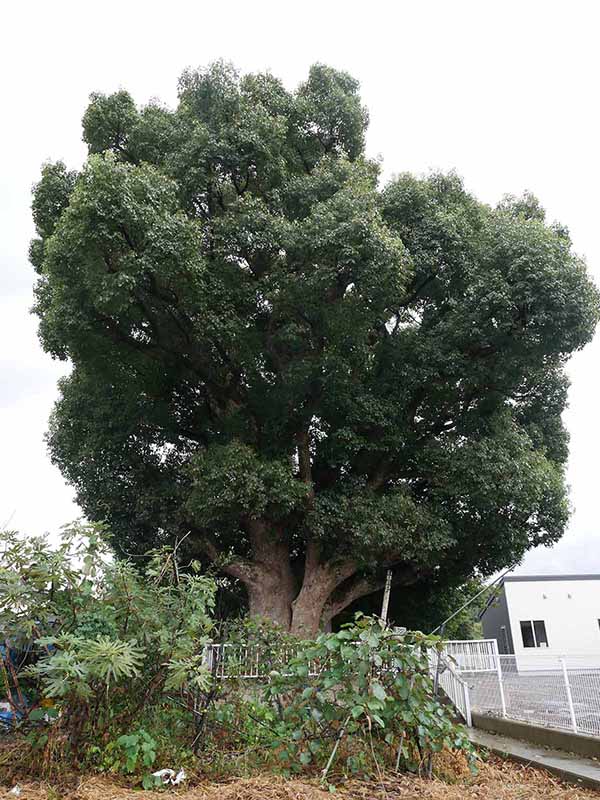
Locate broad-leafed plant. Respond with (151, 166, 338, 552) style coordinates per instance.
(0, 523, 216, 777)
(264, 617, 475, 778)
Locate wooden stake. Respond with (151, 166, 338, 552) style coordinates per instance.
(380, 569, 392, 625)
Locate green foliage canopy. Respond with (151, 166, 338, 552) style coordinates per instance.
(30, 62, 599, 634)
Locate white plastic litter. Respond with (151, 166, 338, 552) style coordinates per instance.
(151, 768, 186, 786)
(152, 769, 175, 782)
(9, 786, 22, 797)
(173, 769, 186, 786)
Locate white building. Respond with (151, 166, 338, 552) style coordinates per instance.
(481, 575, 600, 667)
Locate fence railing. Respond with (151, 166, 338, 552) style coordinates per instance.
(429, 649, 472, 726)
(452, 647, 600, 739)
(443, 639, 498, 672)
(203, 643, 308, 679)
(202, 641, 473, 726)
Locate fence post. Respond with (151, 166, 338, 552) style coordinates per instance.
(560, 658, 578, 733)
(427, 624, 445, 779)
(202, 643, 213, 672)
(492, 640, 507, 718)
(463, 678, 472, 727)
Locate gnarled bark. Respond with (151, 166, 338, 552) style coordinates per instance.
(247, 573, 296, 629)
(289, 542, 358, 637)
(196, 522, 420, 635)
(241, 520, 298, 629)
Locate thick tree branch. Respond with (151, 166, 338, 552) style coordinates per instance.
(193, 534, 257, 585)
(297, 430, 315, 502)
(367, 457, 393, 490)
(395, 273, 437, 316)
(244, 518, 288, 565)
(322, 575, 383, 624)
(322, 563, 422, 624)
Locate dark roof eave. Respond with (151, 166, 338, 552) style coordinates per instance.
(504, 574, 600, 583)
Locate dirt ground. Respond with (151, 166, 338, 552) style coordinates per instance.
(2, 758, 598, 800)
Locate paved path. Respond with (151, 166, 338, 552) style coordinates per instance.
(469, 728, 600, 790)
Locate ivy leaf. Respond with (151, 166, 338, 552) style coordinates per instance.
(371, 682, 387, 702)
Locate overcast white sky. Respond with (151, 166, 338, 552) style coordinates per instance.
(2, 0, 599, 574)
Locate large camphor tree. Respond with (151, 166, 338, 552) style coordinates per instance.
(31, 63, 598, 636)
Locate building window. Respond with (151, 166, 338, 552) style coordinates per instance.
(520, 620, 549, 648)
(520, 621, 535, 647)
(533, 620, 548, 647)
(500, 625, 510, 654)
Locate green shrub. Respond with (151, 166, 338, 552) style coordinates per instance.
(199, 616, 475, 782)
(264, 617, 475, 778)
(0, 526, 474, 784)
(0, 523, 216, 778)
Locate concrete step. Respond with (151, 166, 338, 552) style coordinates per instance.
(469, 728, 600, 790)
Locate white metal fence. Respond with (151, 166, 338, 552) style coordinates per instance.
(203, 643, 303, 679)
(443, 639, 497, 672)
(202, 641, 472, 725)
(429, 649, 472, 726)
(202, 642, 333, 679)
(202, 639, 600, 737)
(445, 641, 600, 738)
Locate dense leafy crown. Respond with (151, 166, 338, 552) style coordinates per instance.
(30, 62, 599, 613)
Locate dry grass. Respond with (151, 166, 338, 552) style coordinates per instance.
(2, 757, 597, 800)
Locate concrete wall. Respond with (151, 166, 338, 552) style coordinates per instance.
(472, 712, 600, 759)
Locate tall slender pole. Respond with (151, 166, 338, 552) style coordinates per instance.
(427, 623, 445, 778)
(380, 569, 393, 624)
(429, 565, 516, 636)
(492, 640, 507, 718)
(561, 658, 578, 733)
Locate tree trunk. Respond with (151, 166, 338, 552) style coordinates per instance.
(246, 567, 297, 629)
(239, 540, 358, 637)
(199, 521, 412, 636)
(289, 591, 326, 637)
(289, 544, 358, 637)
(243, 520, 298, 629)
(246, 560, 416, 636)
